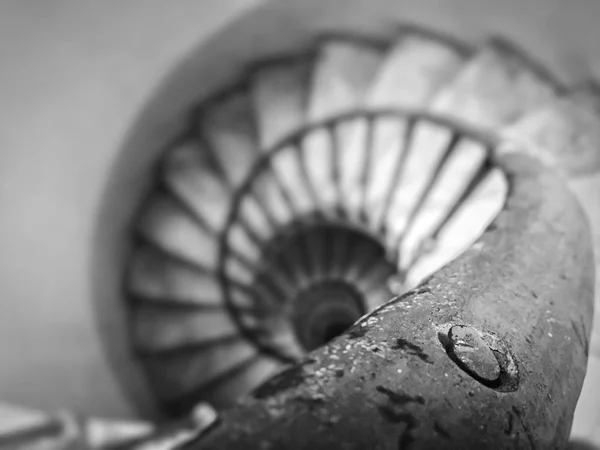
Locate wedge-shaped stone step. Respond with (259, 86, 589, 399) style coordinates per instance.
(199, 90, 259, 187)
(302, 125, 341, 216)
(270, 144, 320, 218)
(132, 307, 244, 354)
(143, 337, 259, 401)
(247, 164, 296, 226)
(502, 84, 600, 175)
(363, 115, 412, 231)
(129, 245, 221, 306)
(405, 167, 507, 288)
(0, 404, 60, 440)
(162, 138, 231, 233)
(399, 137, 490, 269)
(136, 194, 220, 272)
(338, 30, 470, 223)
(308, 38, 386, 121)
(165, 357, 282, 413)
(367, 28, 470, 108)
(432, 38, 562, 128)
(383, 121, 457, 242)
(252, 57, 313, 150)
(337, 116, 371, 222)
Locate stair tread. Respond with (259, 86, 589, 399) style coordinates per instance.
(269, 144, 320, 218)
(0, 404, 55, 436)
(133, 307, 241, 353)
(235, 195, 275, 242)
(252, 58, 312, 150)
(432, 37, 561, 128)
(399, 137, 490, 268)
(367, 31, 469, 108)
(502, 88, 600, 175)
(307, 40, 385, 121)
(200, 90, 259, 187)
(175, 357, 282, 410)
(249, 167, 296, 226)
(129, 245, 221, 307)
(137, 194, 219, 271)
(302, 126, 340, 214)
(144, 337, 258, 400)
(226, 222, 263, 267)
(383, 122, 456, 240)
(363, 116, 411, 231)
(162, 139, 231, 232)
(406, 168, 507, 287)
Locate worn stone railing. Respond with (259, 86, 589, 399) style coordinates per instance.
(177, 150, 594, 449)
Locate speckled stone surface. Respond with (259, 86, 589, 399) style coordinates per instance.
(184, 155, 594, 449)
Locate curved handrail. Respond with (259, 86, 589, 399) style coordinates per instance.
(180, 151, 595, 449)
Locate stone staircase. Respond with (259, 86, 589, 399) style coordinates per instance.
(125, 25, 600, 419)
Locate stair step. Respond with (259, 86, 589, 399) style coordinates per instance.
(248, 167, 296, 226)
(162, 139, 231, 233)
(307, 39, 386, 121)
(337, 117, 371, 221)
(252, 58, 313, 150)
(252, 260, 300, 301)
(166, 357, 282, 412)
(235, 195, 275, 242)
(363, 116, 411, 231)
(200, 90, 259, 187)
(383, 121, 456, 243)
(132, 307, 242, 353)
(221, 253, 255, 288)
(502, 84, 600, 175)
(302, 126, 340, 215)
(432, 38, 562, 128)
(367, 30, 470, 108)
(226, 222, 263, 266)
(399, 137, 490, 269)
(405, 168, 507, 288)
(129, 246, 221, 307)
(144, 337, 258, 401)
(137, 194, 219, 272)
(270, 144, 319, 218)
(0, 404, 56, 437)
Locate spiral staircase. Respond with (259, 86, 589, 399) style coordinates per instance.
(123, 26, 600, 421)
(2, 16, 600, 450)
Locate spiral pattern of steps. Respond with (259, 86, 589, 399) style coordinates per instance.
(125, 25, 600, 416)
